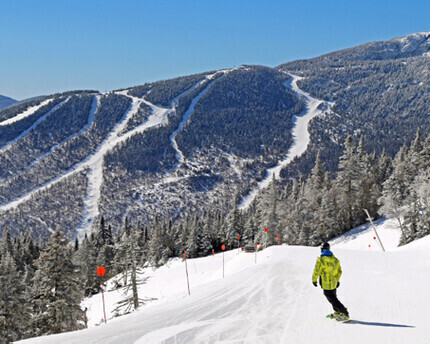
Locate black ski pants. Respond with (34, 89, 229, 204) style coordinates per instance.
(323, 289, 348, 316)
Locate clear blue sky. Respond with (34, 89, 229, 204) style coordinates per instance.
(1, 0, 429, 100)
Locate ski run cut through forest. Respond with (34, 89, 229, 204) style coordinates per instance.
(18, 219, 430, 344)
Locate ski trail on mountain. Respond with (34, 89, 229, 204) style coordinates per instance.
(1, 96, 100, 185)
(0, 73, 224, 237)
(0, 97, 157, 219)
(78, 74, 223, 237)
(0, 98, 69, 153)
(76, 95, 143, 238)
(169, 77, 216, 166)
(239, 74, 334, 210)
(0, 98, 52, 127)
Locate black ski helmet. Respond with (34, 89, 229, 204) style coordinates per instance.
(321, 242, 330, 251)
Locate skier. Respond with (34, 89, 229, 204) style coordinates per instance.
(312, 242, 349, 321)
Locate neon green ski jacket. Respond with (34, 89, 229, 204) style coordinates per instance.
(312, 252, 342, 290)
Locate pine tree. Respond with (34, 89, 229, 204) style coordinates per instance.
(94, 218, 115, 274)
(243, 209, 258, 245)
(148, 216, 163, 267)
(113, 228, 131, 286)
(228, 193, 244, 247)
(408, 170, 430, 239)
(336, 136, 361, 230)
(75, 234, 99, 296)
(0, 227, 14, 260)
(196, 217, 213, 256)
(31, 230, 85, 336)
(186, 216, 199, 258)
(379, 145, 413, 242)
(409, 129, 423, 176)
(0, 252, 30, 342)
(113, 228, 153, 316)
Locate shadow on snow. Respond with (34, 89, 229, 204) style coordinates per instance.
(345, 320, 415, 328)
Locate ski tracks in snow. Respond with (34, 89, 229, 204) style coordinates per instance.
(239, 74, 334, 210)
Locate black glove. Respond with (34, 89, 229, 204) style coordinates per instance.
(312, 281, 317, 287)
(337, 282, 340, 288)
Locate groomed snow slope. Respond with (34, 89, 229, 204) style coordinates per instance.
(19, 219, 430, 344)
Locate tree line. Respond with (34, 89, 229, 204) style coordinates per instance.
(1, 130, 429, 342)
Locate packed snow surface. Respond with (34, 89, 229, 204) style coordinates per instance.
(19, 217, 430, 343)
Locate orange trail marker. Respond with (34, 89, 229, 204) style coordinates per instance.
(97, 266, 106, 276)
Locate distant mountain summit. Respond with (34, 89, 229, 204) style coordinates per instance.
(342, 31, 430, 60)
(0, 94, 17, 109)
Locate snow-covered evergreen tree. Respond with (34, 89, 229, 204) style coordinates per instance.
(113, 228, 153, 316)
(336, 136, 361, 230)
(74, 234, 99, 296)
(94, 217, 115, 275)
(31, 230, 85, 336)
(0, 252, 29, 342)
(148, 216, 164, 267)
(0, 227, 13, 260)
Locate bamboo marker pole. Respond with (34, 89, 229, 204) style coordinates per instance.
(184, 251, 191, 295)
(364, 209, 386, 252)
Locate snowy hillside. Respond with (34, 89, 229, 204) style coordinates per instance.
(1, 32, 429, 241)
(19, 218, 430, 344)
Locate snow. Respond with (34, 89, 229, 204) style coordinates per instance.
(169, 76, 217, 166)
(0, 98, 68, 153)
(0, 75, 225, 235)
(239, 74, 333, 209)
(18, 217, 430, 344)
(0, 98, 52, 127)
(75, 93, 171, 239)
(6, 96, 99, 184)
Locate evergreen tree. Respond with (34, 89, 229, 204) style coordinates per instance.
(0, 227, 13, 259)
(113, 229, 153, 316)
(0, 252, 30, 342)
(148, 216, 164, 267)
(336, 136, 360, 230)
(228, 193, 244, 247)
(75, 234, 99, 296)
(196, 216, 213, 256)
(31, 230, 85, 336)
(409, 129, 423, 176)
(113, 228, 131, 286)
(243, 209, 258, 245)
(379, 145, 411, 242)
(94, 218, 115, 274)
(186, 216, 199, 258)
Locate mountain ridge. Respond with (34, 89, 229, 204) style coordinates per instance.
(0, 32, 429, 240)
(0, 94, 17, 110)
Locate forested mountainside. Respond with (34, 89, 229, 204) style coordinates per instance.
(0, 32, 429, 241)
(277, 32, 430, 177)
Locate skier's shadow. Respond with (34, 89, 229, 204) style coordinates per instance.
(345, 320, 415, 328)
